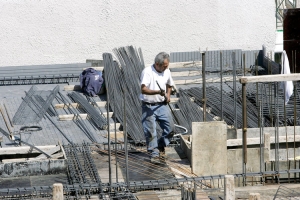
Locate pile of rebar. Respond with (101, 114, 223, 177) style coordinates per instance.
(12, 85, 59, 125)
(68, 92, 107, 130)
(103, 46, 146, 143)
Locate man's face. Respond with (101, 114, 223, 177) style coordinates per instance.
(155, 59, 169, 73)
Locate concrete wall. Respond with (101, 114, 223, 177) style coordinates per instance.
(0, 159, 66, 178)
(0, 0, 276, 67)
(191, 121, 227, 176)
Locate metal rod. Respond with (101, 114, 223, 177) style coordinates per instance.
(202, 52, 206, 121)
(255, 53, 259, 128)
(114, 89, 118, 183)
(3, 103, 13, 128)
(275, 82, 280, 183)
(0, 105, 12, 136)
(123, 86, 129, 188)
(107, 88, 112, 187)
(283, 73, 289, 183)
(220, 51, 223, 120)
(259, 100, 263, 175)
(293, 50, 297, 181)
(233, 52, 237, 128)
(242, 83, 247, 186)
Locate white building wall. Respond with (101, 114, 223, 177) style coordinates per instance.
(0, 0, 276, 66)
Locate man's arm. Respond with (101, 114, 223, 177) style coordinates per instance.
(141, 84, 165, 96)
(165, 84, 172, 103)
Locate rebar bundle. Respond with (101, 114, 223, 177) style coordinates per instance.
(12, 85, 59, 125)
(103, 46, 146, 143)
(187, 86, 260, 128)
(68, 92, 107, 130)
(174, 88, 213, 133)
(56, 91, 99, 143)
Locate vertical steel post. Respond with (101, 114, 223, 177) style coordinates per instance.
(107, 88, 112, 187)
(232, 52, 237, 128)
(242, 83, 247, 186)
(293, 50, 297, 181)
(114, 89, 118, 183)
(202, 52, 206, 121)
(276, 82, 280, 183)
(123, 87, 129, 188)
(259, 100, 263, 175)
(255, 53, 260, 128)
(220, 51, 223, 120)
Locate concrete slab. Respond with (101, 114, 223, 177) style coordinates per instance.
(191, 121, 227, 176)
(227, 148, 269, 174)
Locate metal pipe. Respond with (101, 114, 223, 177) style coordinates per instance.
(220, 51, 223, 120)
(114, 89, 118, 183)
(107, 89, 112, 187)
(123, 86, 129, 188)
(259, 100, 263, 175)
(275, 82, 280, 183)
(283, 72, 289, 183)
(293, 50, 297, 181)
(255, 53, 259, 128)
(3, 103, 13, 128)
(233, 52, 237, 128)
(242, 83, 247, 186)
(202, 52, 206, 121)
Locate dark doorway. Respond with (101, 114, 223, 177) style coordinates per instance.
(283, 8, 300, 73)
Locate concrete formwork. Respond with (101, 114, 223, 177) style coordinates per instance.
(181, 122, 300, 185)
(0, 159, 66, 178)
(191, 121, 227, 176)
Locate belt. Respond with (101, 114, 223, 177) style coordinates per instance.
(142, 101, 165, 106)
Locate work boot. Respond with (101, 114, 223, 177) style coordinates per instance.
(158, 145, 165, 153)
(150, 157, 161, 164)
(158, 146, 166, 159)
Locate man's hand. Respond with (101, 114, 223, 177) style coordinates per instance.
(159, 89, 166, 97)
(164, 95, 170, 103)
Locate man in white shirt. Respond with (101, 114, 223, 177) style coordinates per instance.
(140, 52, 175, 164)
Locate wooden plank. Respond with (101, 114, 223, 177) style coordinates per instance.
(168, 61, 202, 68)
(58, 141, 67, 159)
(54, 101, 107, 109)
(35, 145, 61, 159)
(83, 67, 104, 71)
(105, 131, 124, 139)
(171, 70, 201, 77)
(174, 77, 236, 85)
(0, 145, 57, 155)
(239, 73, 300, 84)
(64, 85, 81, 91)
(54, 103, 80, 109)
(58, 112, 113, 121)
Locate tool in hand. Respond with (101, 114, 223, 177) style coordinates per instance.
(155, 81, 188, 138)
(156, 81, 167, 102)
(156, 81, 179, 123)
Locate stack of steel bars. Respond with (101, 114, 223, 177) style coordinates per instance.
(12, 85, 59, 125)
(103, 46, 146, 143)
(187, 86, 259, 128)
(174, 88, 213, 133)
(68, 92, 107, 130)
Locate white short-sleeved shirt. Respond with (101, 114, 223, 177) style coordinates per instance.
(139, 64, 174, 103)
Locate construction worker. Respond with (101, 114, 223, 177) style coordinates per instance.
(140, 52, 175, 164)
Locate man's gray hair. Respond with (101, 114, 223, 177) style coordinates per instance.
(154, 52, 170, 65)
